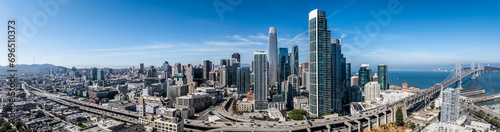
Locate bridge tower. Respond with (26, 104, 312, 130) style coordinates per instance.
(455, 62, 463, 90)
(477, 63, 482, 77)
(471, 63, 476, 80)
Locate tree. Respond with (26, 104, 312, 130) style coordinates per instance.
(472, 129, 477, 132)
(396, 107, 404, 126)
(430, 102, 435, 109)
(289, 109, 308, 120)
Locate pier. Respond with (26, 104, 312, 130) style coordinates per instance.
(460, 88, 486, 97)
(465, 93, 500, 103)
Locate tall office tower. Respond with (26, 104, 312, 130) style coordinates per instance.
(282, 80, 294, 110)
(203, 60, 213, 80)
(441, 88, 460, 122)
(279, 47, 290, 84)
(309, 9, 335, 116)
(91, 67, 98, 80)
(378, 64, 388, 90)
(288, 74, 300, 97)
(331, 39, 346, 114)
(97, 69, 105, 81)
(351, 76, 359, 86)
(299, 62, 309, 86)
(268, 27, 278, 87)
(173, 63, 182, 75)
(346, 63, 351, 87)
(220, 59, 231, 68)
(209, 71, 216, 81)
(232, 53, 240, 65)
(185, 64, 194, 84)
(220, 66, 228, 87)
(290, 45, 299, 76)
(236, 67, 251, 94)
(139, 63, 144, 74)
(364, 81, 380, 102)
(229, 61, 240, 86)
(254, 51, 268, 111)
(146, 66, 157, 78)
(162, 61, 172, 78)
(302, 69, 310, 91)
(358, 64, 372, 91)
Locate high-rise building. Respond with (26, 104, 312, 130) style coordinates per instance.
(139, 63, 144, 74)
(441, 88, 460, 122)
(236, 67, 251, 94)
(279, 47, 290, 84)
(203, 60, 212, 80)
(229, 61, 240, 86)
(351, 76, 359, 86)
(174, 63, 182, 75)
(91, 67, 98, 81)
(163, 61, 172, 78)
(97, 69, 105, 81)
(291, 45, 299, 76)
(346, 63, 351, 87)
(308, 10, 349, 116)
(232, 53, 240, 65)
(254, 51, 268, 111)
(358, 64, 372, 91)
(219, 66, 228, 87)
(288, 74, 300, 96)
(309, 9, 334, 116)
(146, 66, 157, 78)
(378, 64, 388, 90)
(220, 59, 231, 68)
(268, 27, 278, 87)
(364, 81, 380, 102)
(331, 39, 345, 114)
(299, 62, 309, 87)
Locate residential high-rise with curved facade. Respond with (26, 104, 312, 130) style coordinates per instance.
(268, 27, 278, 87)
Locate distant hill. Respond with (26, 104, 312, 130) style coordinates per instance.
(484, 66, 500, 72)
(0, 64, 67, 75)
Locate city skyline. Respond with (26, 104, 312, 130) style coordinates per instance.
(1, 0, 500, 69)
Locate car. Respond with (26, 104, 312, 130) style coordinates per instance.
(294, 123, 297, 125)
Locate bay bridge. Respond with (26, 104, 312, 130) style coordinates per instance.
(27, 62, 484, 132)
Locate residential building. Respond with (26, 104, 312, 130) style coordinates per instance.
(440, 88, 460, 122)
(254, 51, 268, 111)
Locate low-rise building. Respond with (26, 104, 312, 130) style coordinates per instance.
(237, 100, 253, 112)
(154, 116, 184, 132)
(14, 101, 36, 111)
(176, 92, 212, 112)
(293, 96, 308, 110)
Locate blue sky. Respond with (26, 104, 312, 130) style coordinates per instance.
(1, 0, 500, 70)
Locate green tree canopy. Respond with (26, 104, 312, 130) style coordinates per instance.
(289, 109, 308, 120)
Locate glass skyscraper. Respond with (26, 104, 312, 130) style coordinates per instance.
(309, 9, 333, 116)
(378, 64, 388, 90)
(358, 64, 372, 91)
(268, 27, 278, 86)
(254, 51, 268, 111)
(331, 39, 344, 114)
(279, 47, 290, 84)
(291, 45, 299, 76)
(236, 67, 250, 94)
